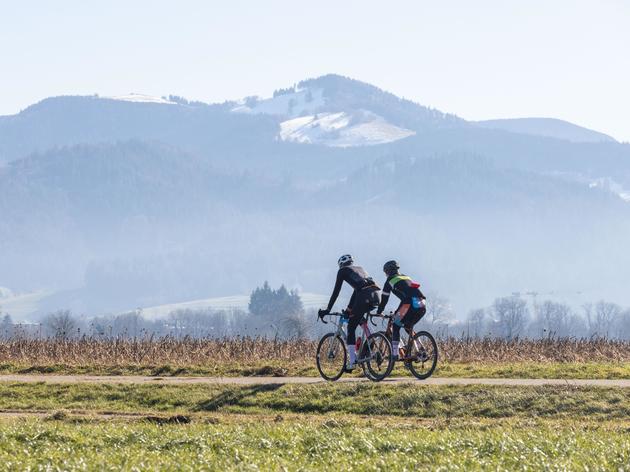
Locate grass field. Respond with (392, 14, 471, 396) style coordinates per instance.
(1, 382, 630, 419)
(3, 360, 630, 379)
(0, 382, 629, 470)
(1, 416, 629, 470)
(2, 337, 630, 470)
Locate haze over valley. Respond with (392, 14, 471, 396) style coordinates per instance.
(1, 74, 629, 319)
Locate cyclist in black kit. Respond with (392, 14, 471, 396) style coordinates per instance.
(376, 260, 426, 360)
(319, 254, 380, 371)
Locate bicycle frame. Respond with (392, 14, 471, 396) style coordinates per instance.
(325, 314, 377, 363)
(383, 316, 425, 362)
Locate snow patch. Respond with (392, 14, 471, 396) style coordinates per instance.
(107, 93, 176, 105)
(279, 111, 415, 147)
(232, 88, 325, 118)
(590, 178, 630, 202)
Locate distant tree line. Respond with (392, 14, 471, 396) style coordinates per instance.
(1, 290, 629, 341)
(460, 297, 630, 340)
(0, 282, 309, 340)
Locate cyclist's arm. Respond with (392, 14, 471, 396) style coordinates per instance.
(326, 269, 345, 311)
(377, 280, 392, 313)
(347, 290, 356, 311)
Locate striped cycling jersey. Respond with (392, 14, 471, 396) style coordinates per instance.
(377, 273, 425, 313)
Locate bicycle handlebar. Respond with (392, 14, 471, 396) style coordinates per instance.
(317, 310, 346, 324)
(317, 310, 393, 325)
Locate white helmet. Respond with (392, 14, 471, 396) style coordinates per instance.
(337, 254, 353, 268)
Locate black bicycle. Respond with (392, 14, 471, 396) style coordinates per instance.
(373, 313, 438, 380)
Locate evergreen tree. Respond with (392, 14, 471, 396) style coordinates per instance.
(0, 314, 13, 339)
(249, 282, 304, 318)
(249, 281, 276, 317)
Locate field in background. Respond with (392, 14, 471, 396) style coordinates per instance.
(1, 337, 630, 378)
(139, 293, 328, 319)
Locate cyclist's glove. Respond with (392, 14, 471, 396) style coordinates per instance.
(318, 309, 330, 320)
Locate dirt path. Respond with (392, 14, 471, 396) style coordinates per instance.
(0, 374, 629, 387)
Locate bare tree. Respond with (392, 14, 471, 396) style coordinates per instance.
(493, 296, 529, 340)
(424, 293, 454, 338)
(425, 292, 453, 326)
(617, 309, 630, 341)
(537, 300, 571, 338)
(43, 310, 77, 339)
(466, 309, 486, 338)
(281, 313, 309, 339)
(592, 300, 621, 338)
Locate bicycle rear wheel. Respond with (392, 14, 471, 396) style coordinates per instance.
(406, 331, 438, 380)
(316, 333, 346, 381)
(361, 332, 393, 382)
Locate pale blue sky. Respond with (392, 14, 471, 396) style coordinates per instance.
(1, 1, 629, 141)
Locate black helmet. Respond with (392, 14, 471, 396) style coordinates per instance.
(383, 260, 400, 275)
(338, 254, 353, 268)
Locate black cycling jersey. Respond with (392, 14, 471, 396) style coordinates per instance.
(326, 265, 378, 312)
(377, 273, 425, 313)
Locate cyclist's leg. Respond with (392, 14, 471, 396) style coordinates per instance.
(346, 313, 361, 367)
(404, 307, 425, 332)
(392, 304, 410, 358)
(403, 307, 426, 356)
(347, 288, 378, 365)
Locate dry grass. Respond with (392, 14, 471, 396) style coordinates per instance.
(441, 337, 630, 363)
(1, 336, 630, 369)
(0, 336, 311, 368)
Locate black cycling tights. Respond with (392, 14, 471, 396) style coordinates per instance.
(347, 288, 380, 345)
(392, 307, 425, 342)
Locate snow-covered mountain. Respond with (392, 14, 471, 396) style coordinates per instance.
(231, 74, 464, 147)
(232, 87, 327, 117)
(107, 93, 176, 105)
(278, 110, 415, 147)
(235, 88, 415, 146)
(2, 74, 630, 317)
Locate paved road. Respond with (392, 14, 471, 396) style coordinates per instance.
(0, 375, 629, 387)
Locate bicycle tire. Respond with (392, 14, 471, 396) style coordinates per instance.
(316, 333, 347, 381)
(361, 332, 393, 382)
(374, 330, 396, 379)
(406, 330, 438, 380)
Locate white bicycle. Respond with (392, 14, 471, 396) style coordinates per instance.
(315, 310, 394, 382)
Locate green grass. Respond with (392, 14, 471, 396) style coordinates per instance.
(0, 417, 628, 470)
(1, 382, 630, 420)
(2, 380, 629, 470)
(2, 361, 630, 379)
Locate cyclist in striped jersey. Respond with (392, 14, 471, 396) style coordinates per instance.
(376, 260, 427, 360)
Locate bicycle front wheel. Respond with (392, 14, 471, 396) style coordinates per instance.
(361, 332, 393, 382)
(406, 331, 438, 380)
(316, 333, 347, 381)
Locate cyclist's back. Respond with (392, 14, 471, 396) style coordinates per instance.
(321, 254, 380, 371)
(334, 264, 376, 293)
(382, 273, 424, 306)
(377, 260, 426, 360)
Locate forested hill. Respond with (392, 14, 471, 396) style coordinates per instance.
(1, 75, 629, 317)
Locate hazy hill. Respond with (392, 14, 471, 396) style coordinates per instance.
(476, 117, 617, 143)
(1, 75, 630, 317)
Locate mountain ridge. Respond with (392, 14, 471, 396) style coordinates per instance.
(476, 117, 616, 143)
(2, 75, 630, 317)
